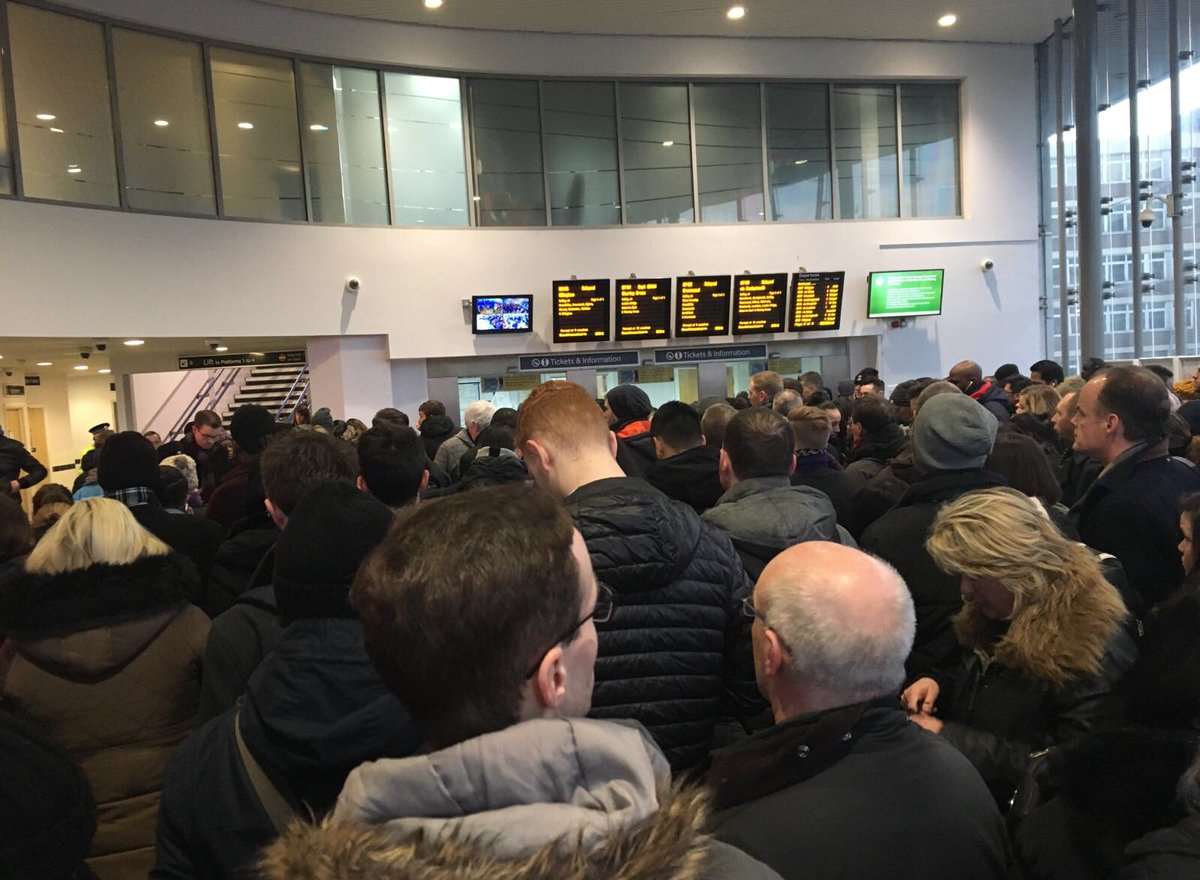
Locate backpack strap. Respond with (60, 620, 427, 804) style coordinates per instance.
(234, 710, 298, 833)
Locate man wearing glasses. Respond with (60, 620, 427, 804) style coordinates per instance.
(264, 484, 779, 879)
(157, 409, 224, 494)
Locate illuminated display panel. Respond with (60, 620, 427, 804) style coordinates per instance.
(675, 275, 731, 338)
(553, 278, 611, 342)
(616, 277, 671, 339)
(789, 271, 845, 331)
(733, 273, 788, 335)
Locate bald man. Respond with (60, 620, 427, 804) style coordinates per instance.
(708, 542, 1008, 880)
(947, 360, 1012, 422)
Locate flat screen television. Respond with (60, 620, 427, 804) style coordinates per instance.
(866, 269, 945, 319)
(473, 295, 533, 334)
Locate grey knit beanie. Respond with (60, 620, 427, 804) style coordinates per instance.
(912, 393, 999, 472)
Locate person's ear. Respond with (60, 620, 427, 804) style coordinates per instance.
(530, 644, 568, 713)
(419, 469, 430, 493)
(356, 475, 368, 493)
(653, 437, 667, 460)
(264, 498, 287, 529)
(523, 439, 554, 477)
(762, 627, 787, 680)
(788, 452, 797, 477)
(608, 430, 619, 460)
(719, 448, 734, 486)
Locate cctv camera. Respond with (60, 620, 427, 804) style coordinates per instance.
(208, 341, 221, 351)
(95, 342, 107, 352)
(980, 258, 995, 272)
(346, 276, 361, 293)
(1140, 207, 1155, 229)
(80, 350, 91, 359)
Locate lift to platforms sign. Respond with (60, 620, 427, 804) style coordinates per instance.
(177, 350, 306, 370)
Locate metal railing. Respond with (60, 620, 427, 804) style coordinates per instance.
(272, 368, 311, 423)
(165, 367, 246, 441)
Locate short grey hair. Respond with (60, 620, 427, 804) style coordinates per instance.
(760, 556, 915, 704)
(772, 389, 802, 417)
(464, 400, 496, 431)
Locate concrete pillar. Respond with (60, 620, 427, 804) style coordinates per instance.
(306, 335, 394, 423)
(1073, 0, 1106, 362)
(389, 359, 430, 425)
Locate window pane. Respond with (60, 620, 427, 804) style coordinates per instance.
(833, 84, 899, 219)
(619, 83, 693, 224)
(901, 83, 960, 217)
(299, 63, 387, 225)
(766, 83, 831, 221)
(693, 83, 764, 223)
(112, 29, 214, 215)
(469, 79, 545, 226)
(7, 3, 118, 205)
(383, 72, 468, 226)
(0, 25, 11, 194)
(541, 81, 619, 226)
(210, 48, 304, 221)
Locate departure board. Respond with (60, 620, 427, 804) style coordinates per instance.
(675, 275, 732, 338)
(733, 273, 788, 335)
(552, 278, 611, 343)
(789, 271, 845, 332)
(616, 278, 671, 340)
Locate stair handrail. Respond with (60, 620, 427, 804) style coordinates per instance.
(166, 367, 246, 441)
(272, 367, 310, 423)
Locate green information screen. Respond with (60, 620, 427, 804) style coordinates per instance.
(867, 269, 945, 318)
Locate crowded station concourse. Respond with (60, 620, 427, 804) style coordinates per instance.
(5, 0, 1200, 878)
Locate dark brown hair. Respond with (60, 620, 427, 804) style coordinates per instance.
(260, 429, 358, 515)
(192, 410, 222, 430)
(723, 407, 793, 479)
(352, 484, 581, 749)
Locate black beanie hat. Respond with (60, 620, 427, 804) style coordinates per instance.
(98, 431, 160, 493)
(273, 481, 394, 623)
(606, 384, 652, 421)
(231, 405, 276, 455)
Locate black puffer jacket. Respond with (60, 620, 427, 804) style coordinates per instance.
(566, 477, 751, 771)
(0, 434, 47, 498)
(1121, 816, 1200, 879)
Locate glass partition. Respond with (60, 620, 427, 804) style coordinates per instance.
(210, 48, 305, 221)
(765, 83, 832, 221)
(7, 3, 118, 205)
(900, 82, 960, 217)
(619, 82, 694, 224)
(383, 72, 468, 226)
(693, 82, 765, 222)
(469, 78, 545, 226)
(0, 14, 11, 194)
(112, 29, 215, 215)
(542, 80, 620, 226)
(833, 83, 899, 219)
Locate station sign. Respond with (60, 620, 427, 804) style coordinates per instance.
(518, 351, 641, 372)
(653, 344, 768, 365)
(177, 350, 306, 370)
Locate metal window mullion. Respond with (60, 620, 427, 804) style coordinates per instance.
(201, 43, 225, 217)
(759, 82, 771, 222)
(687, 82, 700, 222)
(896, 83, 907, 218)
(613, 80, 626, 225)
(377, 69, 395, 225)
(829, 82, 841, 220)
(102, 22, 128, 209)
(291, 57, 312, 222)
(1055, 19, 1071, 367)
(1129, 0, 1144, 358)
(537, 79, 551, 226)
(0, 0, 23, 198)
(461, 78, 478, 227)
(1170, 0, 1187, 354)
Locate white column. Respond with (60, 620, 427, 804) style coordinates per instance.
(306, 335, 394, 423)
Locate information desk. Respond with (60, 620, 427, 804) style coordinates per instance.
(789, 271, 845, 332)
(675, 275, 731, 338)
(616, 278, 671, 340)
(732, 273, 788, 335)
(553, 279, 611, 342)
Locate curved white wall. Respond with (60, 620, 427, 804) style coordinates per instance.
(0, 0, 1043, 381)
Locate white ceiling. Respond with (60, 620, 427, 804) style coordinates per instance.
(251, 0, 1071, 43)
(0, 337, 309, 377)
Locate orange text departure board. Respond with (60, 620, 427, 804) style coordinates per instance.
(733, 273, 788, 335)
(675, 275, 731, 338)
(616, 277, 671, 340)
(789, 271, 845, 332)
(552, 278, 611, 342)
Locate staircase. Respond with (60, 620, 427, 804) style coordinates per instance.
(224, 363, 310, 426)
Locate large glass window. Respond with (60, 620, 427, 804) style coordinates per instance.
(619, 83, 694, 224)
(210, 48, 305, 221)
(541, 81, 620, 226)
(112, 29, 214, 215)
(299, 63, 387, 225)
(469, 79, 545, 226)
(0, 31, 10, 194)
(765, 83, 831, 221)
(833, 84, 899, 219)
(383, 72, 468, 226)
(7, 3, 118, 206)
(900, 83, 960, 217)
(693, 83, 764, 222)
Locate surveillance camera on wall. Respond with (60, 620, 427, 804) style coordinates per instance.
(95, 341, 107, 352)
(207, 340, 222, 351)
(80, 350, 91, 359)
(1140, 207, 1156, 228)
(980, 258, 995, 272)
(346, 276, 361, 293)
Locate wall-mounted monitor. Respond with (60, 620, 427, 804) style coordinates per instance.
(790, 271, 845, 332)
(866, 269, 945, 319)
(472, 295, 534, 334)
(732, 273, 788, 335)
(552, 278, 611, 342)
(675, 275, 732, 338)
(616, 277, 671, 340)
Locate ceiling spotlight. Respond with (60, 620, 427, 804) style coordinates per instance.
(154, 119, 170, 127)
(74, 365, 89, 371)
(67, 166, 82, 174)
(123, 339, 145, 347)
(938, 13, 957, 27)
(424, 0, 444, 8)
(727, 5, 746, 20)
(237, 121, 254, 130)
(661, 140, 675, 147)
(309, 123, 329, 132)
(36, 113, 55, 121)
(49, 127, 63, 133)
(793, 159, 809, 165)
(36, 362, 52, 367)
(215, 345, 229, 352)
(98, 368, 112, 374)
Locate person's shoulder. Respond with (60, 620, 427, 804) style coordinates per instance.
(702, 840, 786, 880)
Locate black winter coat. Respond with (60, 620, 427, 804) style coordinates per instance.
(126, 500, 226, 616)
(566, 477, 751, 770)
(205, 524, 277, 617)
(1121, 816, 1200, 879)
(860, 469, 1007, 678)
(1058, 449, 1101, 508)
(1070, 442, 1200, 609)
(790, 450, 865, 531)
(844, 424, 908, 481)
(0, 435, 47, 498)
(710, 702, 1009, 880)
(972, 381, 1013, 422)
(646, 445, 725, 514)
(152, 619, 421, 880)
(196, 583, 281, 724)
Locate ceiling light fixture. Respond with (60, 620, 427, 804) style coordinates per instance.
(215, 345, 229, 352)
(49, 127, 63, 133)
(74, 365, 89, 371)
(237, 121, 254, 130)
(938, 13, 957, 27)
(98, 368, 112, 374)
(727, 5, 746, 20)
(67, 167, 82, 174)
(154, 119, 170, 127)
(309, 123, 329, 132)
(123, 339, 145, 347)
(36, 362, 52, 367)
(661, 140, 675, 147)
(424, 0, 444, 8)
(36, 113, 55, 121)
(794, 159, 809, 165)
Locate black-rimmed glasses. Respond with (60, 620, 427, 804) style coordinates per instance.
(525, 582, 615, 679)
(740, 593, 794, 655)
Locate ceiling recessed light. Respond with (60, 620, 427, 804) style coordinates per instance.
(73, 365, 89, 371)
(215, 345, 229, 352)
(67, 167, 82, 174)
(661, 140, 675, 147)
(309, 123, 329, 132)
(36, 113, 56, 121)
(237, 121, 254, 130)
(123, 339, 145, 347)
(727, 5, 746, 20)
(49, 127, 63, 134)
(424, 0, 444, 8)
(154, 119, 170, 127)
(938, 13, 957, 27)
(36, 362, 52, 367)
(793, 159, 809, 165)
(98, 368, 111, 374)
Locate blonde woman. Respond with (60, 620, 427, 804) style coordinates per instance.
(901, 488, 1137, 807)
(1015, 383, 1061, 418)
(0, 498, 209, 879)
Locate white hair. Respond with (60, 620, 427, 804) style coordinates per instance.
(160, 454, 199, 492)
(761, 556, 916, 704)
(464, 400, 496, 431)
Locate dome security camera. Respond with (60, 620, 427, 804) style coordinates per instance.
(980, 258, 995, 272)
(1140, 206, 1156, 229)
(346, 276, 361, 293)
(80, 350, 91, 359)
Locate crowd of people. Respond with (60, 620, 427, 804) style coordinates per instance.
(1, 355, 1199, 879)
